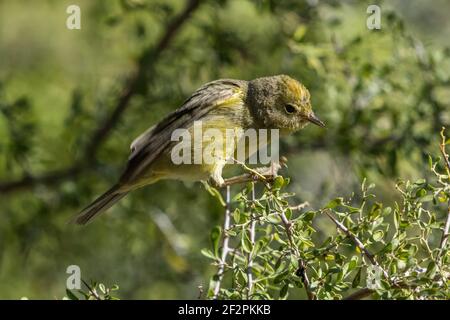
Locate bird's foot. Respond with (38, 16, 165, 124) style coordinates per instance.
(208, 175, 225, 189)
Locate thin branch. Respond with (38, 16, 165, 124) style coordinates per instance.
(344, 279, 426, 300)
(439, 127, 450, 252)
(344, 288, 373, 300)
(279, 209, 315, 300)
(439, 127, 450, 176)
(197, 285, 204, 300)
(325, 208, 383, 301)
(247, 184, 256, 298)
(222, 171, 270, 187)
(440, 205, 450, 252)
(81, 279, 101, 300)
(0, 0, 203, 195)
(290, 201, 310, 211)
(222, 160, 284, 187)
(324, 210, 389, 279)
(325, 210, 376, 265)
(212, 185, 232, 299)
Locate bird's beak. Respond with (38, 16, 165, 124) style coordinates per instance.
(306, 113, 326, 128)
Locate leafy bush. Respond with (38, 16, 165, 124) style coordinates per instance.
(203, 130, 450, 300)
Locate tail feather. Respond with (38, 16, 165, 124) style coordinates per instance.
(72, 185, 128, 225)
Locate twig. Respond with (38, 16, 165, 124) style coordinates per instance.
(324, 210, 389, 278)
(247, 184, 256, 298)
(0, 0, 203, 194)
(81, 279, 101, 300)
(212, 185, 232, 299)
(222, 160, 284, 187)
(197, 285, 204, 300)
(439, 127, 450, 252)
(440, 205, 450, 252)
(439, 127, 450, 176)
(344, 288, 373, 300)
(279, 209, 315, 300)
(289, 202, 310, 211)
(344, 279, 426, 300)
(231, 158, 268, 180)
(324, 208, 383, 301)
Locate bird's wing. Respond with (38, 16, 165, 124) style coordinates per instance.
(120, 79, 247, 183)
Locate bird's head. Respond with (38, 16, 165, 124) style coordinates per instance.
(247, 74, 325, 132)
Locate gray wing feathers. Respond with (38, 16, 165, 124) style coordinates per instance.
(121, 79, 246, 183)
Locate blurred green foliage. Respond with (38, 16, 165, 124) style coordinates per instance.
(0, 0, 450, 299)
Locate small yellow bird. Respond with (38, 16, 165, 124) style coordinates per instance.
(74, 74, 324, 225)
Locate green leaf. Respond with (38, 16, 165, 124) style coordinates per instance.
(210, 226, 222, 257)
(420, 194, 434, 202)
(273, 176, 285, 190)
(414, 178, 426, 185)
(382, 207, 392, 216)
(202, 182, 226, 206)
(284, 208, 292, 220)
(372, 230, 384, 241)
(293, 25, 307, 41)
(397, 259, 406, 270)
(66, 289, 79, 300)
(352, 268, 362, 288)
(348, 256, 358, 271)
(428, 155, 433, 168)
(280, 283, 289, 299)
(393, 210, 400, 230)
(302, 211, 315, 222)
(267, 214, 281, 224)
(426, 261, 437, 278)
(232, 209, 240, 224)
(201, 248, 217, 260)
(273, 270, 289, 284)
(325, 254, 335, 261)
(241, 231, 252, 253)
(325, 198, 343, 209)
(253, 240, 264, 257)
(273, 232, 287, 245)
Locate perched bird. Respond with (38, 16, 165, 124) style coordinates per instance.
(73, 74, 324, 225)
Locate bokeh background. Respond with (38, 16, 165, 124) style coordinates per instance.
(0, 0, 449, 299)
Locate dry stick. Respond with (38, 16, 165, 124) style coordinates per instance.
(0, 0, 203, 194)
(212, 185, 232, 299)
(279, 209, 315, 300)
(439, 127, 450, 251)
(246, 184, 256, 298)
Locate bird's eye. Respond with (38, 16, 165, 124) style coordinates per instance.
(284, 104, 297, 114)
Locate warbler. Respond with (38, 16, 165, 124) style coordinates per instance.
(73, 74, 324, 225)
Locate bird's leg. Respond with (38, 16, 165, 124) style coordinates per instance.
(208, 159, 226, 188)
